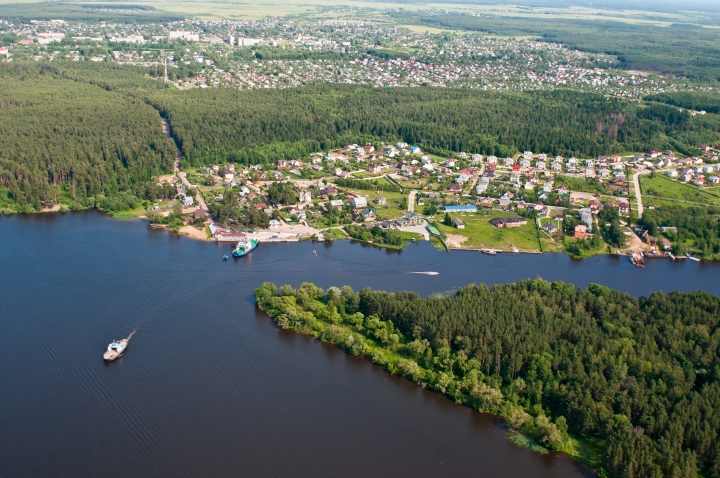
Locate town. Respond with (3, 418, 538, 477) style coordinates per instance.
(148, 137, 720, 262)
(1, 16, 717, 100)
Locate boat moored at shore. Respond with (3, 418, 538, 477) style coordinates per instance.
(232, 237, 259, 257)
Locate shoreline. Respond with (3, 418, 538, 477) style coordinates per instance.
(3, 208, 708, 262)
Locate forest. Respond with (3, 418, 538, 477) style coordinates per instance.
(147, 85, 720, 167)
(389, 12, 720, 82)
(0, 3, 185, 23)
(256, 280, 720, 477)
(638, 206, 720, 258)
(0, 63, 176, 213)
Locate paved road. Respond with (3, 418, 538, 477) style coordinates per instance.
(399, 223, 429, 240)
(632, 170, 651, 218)
(408, 190, 417, 212)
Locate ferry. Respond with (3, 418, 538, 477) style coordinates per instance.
(232, 237, 259, 257)
(103, 338, 128, 361)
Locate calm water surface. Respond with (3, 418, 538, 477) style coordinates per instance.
(3, 211, 719, 477)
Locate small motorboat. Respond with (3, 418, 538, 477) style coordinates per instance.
(222, 254, 229, 261)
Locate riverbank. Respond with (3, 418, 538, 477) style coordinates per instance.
(255, 282, 586, 466)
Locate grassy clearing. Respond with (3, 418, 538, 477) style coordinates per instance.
(640, 175, 720, 205)
(555, 175, 609, 196)
(564, 236, 607, 259)
(436, 211, 540, 251)
(642, 197, 695, 209)
(322, 228, 348, 240)
(110, 207, 147, 219)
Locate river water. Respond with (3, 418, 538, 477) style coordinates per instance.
(3, 211, 719, 477)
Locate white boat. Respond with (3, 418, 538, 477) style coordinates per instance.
(103, 330, 135, 361)
(668, 252, 676, 260)
(103, 339, 128, 361)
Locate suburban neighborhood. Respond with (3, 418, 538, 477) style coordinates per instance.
(151, 138, 720, 261)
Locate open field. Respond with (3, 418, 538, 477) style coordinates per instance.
(640, 174, 720, 206)
(556, 175, 609, 196)
(6, 0, 717, 24)
(436, 211, 540, 252)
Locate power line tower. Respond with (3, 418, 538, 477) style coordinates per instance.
(163, 53, 168, 84)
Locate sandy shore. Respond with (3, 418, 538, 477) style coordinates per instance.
(179, 225, 213, 241)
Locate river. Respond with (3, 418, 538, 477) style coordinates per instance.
(2, 211, 719, 477)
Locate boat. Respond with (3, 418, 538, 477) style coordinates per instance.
(629, 252, 645, 269)
(483, 248, 497, 255)
(668, 252, 676, 260)
(232, 237, 259, 257)
(103, 339, 128, 361)
(687, 254, 701, 262)
(222, 254, 229, 261)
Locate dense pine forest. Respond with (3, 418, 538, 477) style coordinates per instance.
(147, 86, 720, 168)
(0, 64, 176, 212)
(256, 280, 720, 477)
(2, 62, 720, 213)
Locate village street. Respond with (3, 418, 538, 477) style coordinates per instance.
(179, 171, 209, 212)
(632, 170, 651, 218)
(407, 190, 417, 212)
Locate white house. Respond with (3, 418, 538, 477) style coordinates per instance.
(351, 197, 367, 208)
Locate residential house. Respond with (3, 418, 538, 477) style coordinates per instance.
(479, 197, 495, 208)
(299, 190, 312, 203)
(329, 199, 344, 209)
(395, 212, 424, 227)
(351, 197, 368, 208)
(574, 224, 588, 239)
(540, 221, 557, 234)
(496, 198, 511, 209)
(353, 208, 376, 222)
(453, 218, 465, 229)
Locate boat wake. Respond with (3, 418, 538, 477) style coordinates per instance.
(313, 251, 438, 277)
